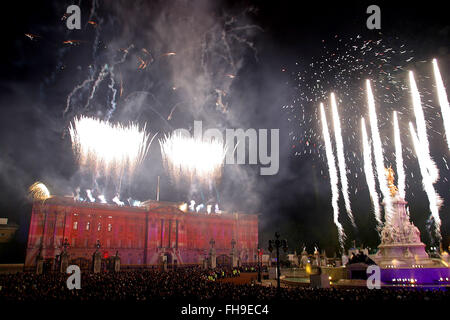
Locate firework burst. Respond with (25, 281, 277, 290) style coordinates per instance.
(159, 131, 227, 187)
(69, 116, 153, 181)
(287, 35, 417, 159)
(29, 182, 50, 201)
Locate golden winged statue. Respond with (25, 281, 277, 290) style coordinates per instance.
(385, 166, 398, 197)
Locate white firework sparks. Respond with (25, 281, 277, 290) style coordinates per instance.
(409, 71, 439, 182)
(393, 111, 406, 199)
(69, 116, 152, 179)
(320, 103, 345, 249)
(330, 93, 355, 227)
(432, 58, 450, 150)
(409, 122, 442, 240)
(86, 189, 95, 202)
(366, 80, 393, 224)
(112, 195, 124, 206)
(159, 131, 227, 186)
(361, 118, 381, 229)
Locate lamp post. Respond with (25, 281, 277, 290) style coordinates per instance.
(257, 246, 262, 282)
(268, 232, 288, 290)
(62, 238, 70, 252)
(95, 239, 101, 251)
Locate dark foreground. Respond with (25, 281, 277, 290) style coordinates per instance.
(1, 267, 449, 318)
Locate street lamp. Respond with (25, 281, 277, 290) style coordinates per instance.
(268, 232, 288, 290)
(62, 238, 70, 252)
(257, 246, 262, 282)
(95, 239, 101, 251)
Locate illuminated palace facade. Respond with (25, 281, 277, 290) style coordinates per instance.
(25, 196, 258, 267)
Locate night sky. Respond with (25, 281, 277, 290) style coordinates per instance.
(0, 0, 449, 261)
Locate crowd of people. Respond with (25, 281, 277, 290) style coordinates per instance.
(0, 266, 448, 303)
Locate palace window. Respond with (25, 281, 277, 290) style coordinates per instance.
(86, 222, 90, 231)
(73, 221, 78, 230)
(108, 224, 112, 232)
(97, 223, 101, 231)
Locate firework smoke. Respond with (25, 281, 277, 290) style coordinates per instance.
(63, 44, 133, 120)
(320, 103, 345, 249)
(85, 64, 110, 110)
(432, 59, 450, 150)
(159, 131, 227, 187)
(69, 116, 152, 186)
(330, 93, 355, 227)
(29, 181, 50, 201)
(361, 118, 382, 229)
(409, 122, 442, 240)
(393, 111, 406, 199)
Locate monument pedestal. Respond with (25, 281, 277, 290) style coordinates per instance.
(370, 169, 450, 285)
(374, 196, 434, 268)
(442, 252, 449, 264)
(376, 242, 432, 268)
